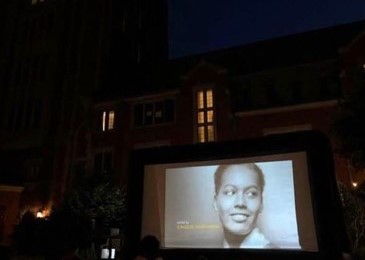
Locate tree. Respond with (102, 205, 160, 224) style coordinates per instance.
(57, 174, 127, 230)
(12, 211, 48, 257)
(339, 183, 365, 249)
(332, 66, 365, 170)
(332, 66, 365, 253)
(47, 174, 127, 258)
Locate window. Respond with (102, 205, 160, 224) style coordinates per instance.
(266, 82, 281, 106)
(19, 20, 29, 43)
(134, 99, 175, 127)
(99, 110, 115, 132)
(196, 88, 215, 143)
(138, 11, 142, 29)
(291, 81, 303, 102)
(46, 13, 54, 35)
(33, 99, 42, 128)
(94, 151, 113, 175)
(26, 164, 40, 182)
(122, 12, 127, 32)
(31, 0, 45, 5)
(263, 124, 312, 136)
(137, 45, 142, 64)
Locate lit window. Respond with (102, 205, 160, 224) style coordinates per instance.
(207, 110, 213, 123)
(198, 126, 205, 143)
(108, 111, 114, 130)
(207, 125, 214, 142)
(198, 91, 204, 109)
(206, 89, 213, 107)
(198, 112, 204, 124)
(100, 110, 115, 132)
(102, 112, 106, 131)
(196, 88, 215, 143)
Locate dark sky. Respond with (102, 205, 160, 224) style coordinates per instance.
(169, 0, 365, 58)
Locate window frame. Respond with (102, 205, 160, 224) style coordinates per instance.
(194, 86, 216, 143)
(96, 109, 115, 133)
(93, 148, 114, 176)
(132, 98, 176, 128)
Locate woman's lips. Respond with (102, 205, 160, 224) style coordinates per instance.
(230, 213, 249, 222)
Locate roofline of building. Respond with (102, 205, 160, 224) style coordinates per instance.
(123, 89, 180, 102)
(235, 100, 338, 117)
(0, 185, 24, 192)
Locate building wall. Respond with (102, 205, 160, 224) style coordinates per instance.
(0, 0, 169, 242)
(88, 57, 353, 186)
(340, 31, 365, 95)
(337, 31, 365, 185)
(0, 186, 23, 246)
(0, 0, 363, 247)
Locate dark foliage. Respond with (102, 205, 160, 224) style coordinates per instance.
(58, 174, 127, 229)
(12, 211, 48, 256)
(12, 210, 92, 259)
(332, 67, 365, 170)
(11, 175, 126, 259)
(339, 183, 365, 249)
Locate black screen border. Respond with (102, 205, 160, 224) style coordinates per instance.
(125, 131, 349, 260)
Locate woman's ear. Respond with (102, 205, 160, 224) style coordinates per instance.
(259, 197, 263, 213)
(213, 196, 218, 211)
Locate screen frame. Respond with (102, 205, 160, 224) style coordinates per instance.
(124, 131, 349, 260)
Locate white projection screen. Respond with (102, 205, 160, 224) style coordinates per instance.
(140, 152, 318, 251)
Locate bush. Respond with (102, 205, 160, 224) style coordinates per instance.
(58, 174, 127, 230)
(12, 211, 48, 257)
(12, 175, 127, 259)
(339, 182, 365, 249)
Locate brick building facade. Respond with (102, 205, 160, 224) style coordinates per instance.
(0, 0, 364, 247)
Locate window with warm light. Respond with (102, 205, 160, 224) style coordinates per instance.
(100, 110, 115, 132)
(196, 88, 215, 143)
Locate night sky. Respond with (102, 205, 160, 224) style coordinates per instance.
(169, 0, 365, 58)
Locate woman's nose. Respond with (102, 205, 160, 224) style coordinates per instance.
(234, 193, 247, 208)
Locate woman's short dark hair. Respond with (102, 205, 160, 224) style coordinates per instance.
(214, 163, 265, 194)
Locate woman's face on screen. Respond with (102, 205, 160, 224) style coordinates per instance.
(214, 165, 262, 236)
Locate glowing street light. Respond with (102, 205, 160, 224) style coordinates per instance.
(36, 211, 44, 218)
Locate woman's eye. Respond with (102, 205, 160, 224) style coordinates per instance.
(224, 190, 235, 196)
(245, 190, 258, 198)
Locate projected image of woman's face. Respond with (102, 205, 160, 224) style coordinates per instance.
(214, 165, 263, 236)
